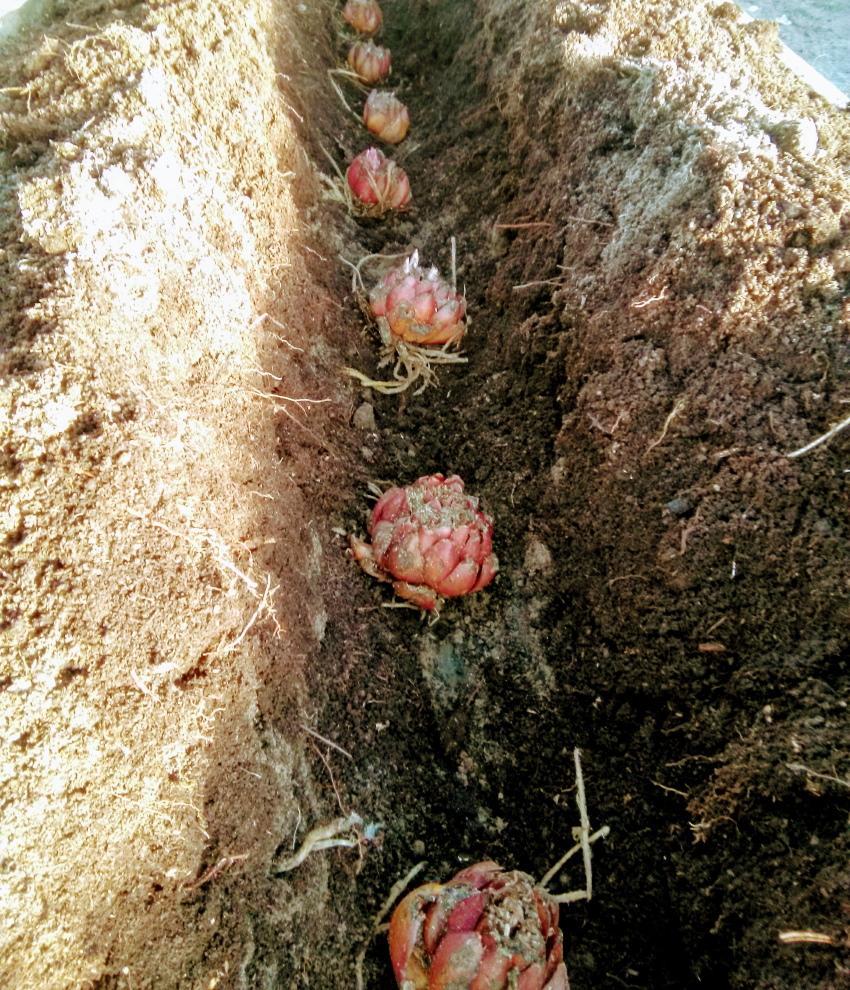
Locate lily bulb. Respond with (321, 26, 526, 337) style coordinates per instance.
(350, 474, 497, 610)
(369, 251, 466, 347)
(388, 861, 568, 989)
(347, 41, 391, 84)
(343, 0, 382, 35)
(363, 89, 410, 144)
(346, 146, 411, 214)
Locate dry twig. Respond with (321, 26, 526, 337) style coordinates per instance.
(300, 723, 354, 760)
(513, 278, 564, 291)
(786, 762, 850, 790)
(565, 214, 614, 227)
(494, 221, 555, 230)
(310, 741, 346, 817)
(651, 779, 689, 799)
(184, 853, 248, 890)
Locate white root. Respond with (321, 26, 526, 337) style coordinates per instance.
(786, 410, 850, 459)
(344, 337, 467, 396)
(542, 747, 610, 903)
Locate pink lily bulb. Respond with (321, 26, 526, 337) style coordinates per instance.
(347, 41, 392, 84)
(363, 90, 410, 144)
(346, 146, 411, 214)
(369, 251, 466, 347)
(388, 861, 569, 989)
(350, 474, 498, 610)
(343, 0, 382, 35)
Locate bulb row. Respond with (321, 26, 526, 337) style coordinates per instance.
(340, 0, 411, 213)
(334, 6, 574, 990)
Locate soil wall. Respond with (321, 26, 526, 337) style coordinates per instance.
(1, 0, 362, 985)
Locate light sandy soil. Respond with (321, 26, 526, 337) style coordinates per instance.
(1, 0, 848, 988)
(1, 0, 362, 984)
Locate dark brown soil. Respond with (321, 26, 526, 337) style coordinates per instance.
(2, 0, 848, 988)
(305, 2, 850, 989)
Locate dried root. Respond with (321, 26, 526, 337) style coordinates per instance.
(327, 68, 366, 119)
(542, 747, 610, 903)
(318, 143, 357, 213)
(274, 811, 383, 876)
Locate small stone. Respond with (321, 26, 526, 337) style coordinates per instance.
(832, 249, 850, 274)
(550, 457, 569, 485)
(352, 402, 376, 431)
(1, 505, 24, 544)
(767, 117, 818, 160)
(665, 497, 692, 517)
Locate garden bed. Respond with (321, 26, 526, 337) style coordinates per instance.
(1, 0, 848, 987)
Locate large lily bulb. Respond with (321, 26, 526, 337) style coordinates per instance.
(389, 861, 569, 989)
(350, 474, 498, 610)
(369, 251, 466, 347)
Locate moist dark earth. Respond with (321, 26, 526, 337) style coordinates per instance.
(303, 2, 850, 988)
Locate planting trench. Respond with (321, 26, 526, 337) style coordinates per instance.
(1, 0, 849, 988)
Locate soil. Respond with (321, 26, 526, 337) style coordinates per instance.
(1, 1, 848, 989)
